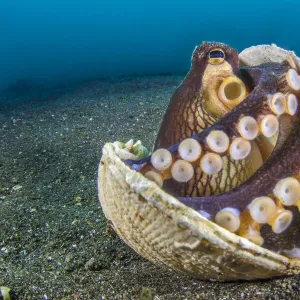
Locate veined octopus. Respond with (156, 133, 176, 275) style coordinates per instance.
(98, 42, 300, 280)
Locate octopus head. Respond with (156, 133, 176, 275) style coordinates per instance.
(193, 42, 248, 118)
(192, 41, 239, 70)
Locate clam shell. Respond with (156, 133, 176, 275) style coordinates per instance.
(239, 43, 300, 67)
(98, 142, 300, 280)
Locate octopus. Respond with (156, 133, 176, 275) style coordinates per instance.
(98, 42, 300, 280)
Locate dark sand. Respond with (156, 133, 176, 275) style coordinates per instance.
(0, 76, 300, 300)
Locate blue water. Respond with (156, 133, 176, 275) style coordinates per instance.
(1, 0, 299, 91)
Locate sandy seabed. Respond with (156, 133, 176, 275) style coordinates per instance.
(0, 76, 300, 300)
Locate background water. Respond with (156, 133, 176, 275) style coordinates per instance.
(1, 0, 299, 92)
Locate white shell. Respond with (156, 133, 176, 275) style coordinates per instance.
(239, 44, 300, 66)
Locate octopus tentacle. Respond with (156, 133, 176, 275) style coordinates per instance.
(126, 60, 289, 165)
(126, 67, 283, 166)
(179, 111, 300, 250)
(179, 114, 296, 213)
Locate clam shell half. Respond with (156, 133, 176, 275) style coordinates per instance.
(98, 142, 300, 280)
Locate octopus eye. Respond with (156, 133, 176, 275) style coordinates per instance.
(208, 48, 225, 65)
